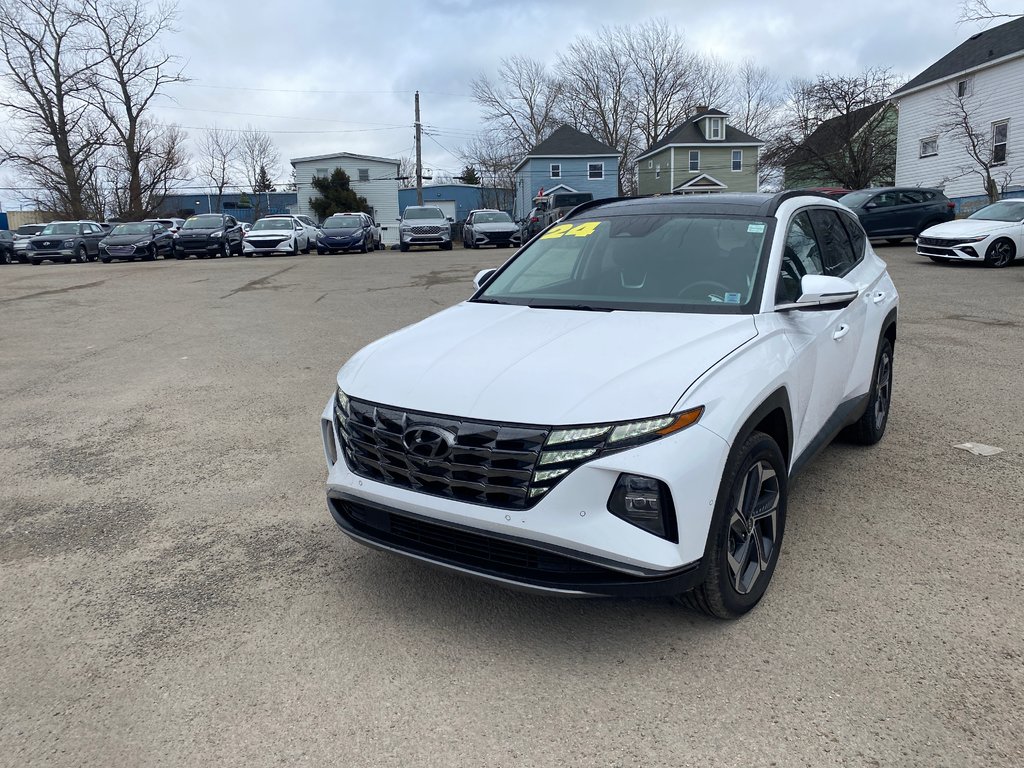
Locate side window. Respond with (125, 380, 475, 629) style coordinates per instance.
(226, 217, 237, 227)
(899, 190, 925, 205)
(808, 209, 857, 277)
(778, 211, 823, 303)
(839, 213, 866, 264)
(871, 192, 898, 208)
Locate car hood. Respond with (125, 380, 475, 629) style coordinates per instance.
(247, 228, 294, 237)
(30, 234, 78, 244)
(179, 227, 225, 235)
(473, 222, 518, 233)
(103, 234, 153, 245)
(337, 302, 757, 424)
(921, 219, 1017, 238)
(321, 227, 361, 236)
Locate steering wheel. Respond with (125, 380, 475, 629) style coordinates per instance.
(678, 280, 731, 303)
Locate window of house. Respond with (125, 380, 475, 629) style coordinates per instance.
(992, 120, 1009, 164)
(588, 162, 604, 180)
(731, 149, 742, 171)
(957, 77, 973, 98)
(919, 137, 938, 157)
(655, 164, 661, 179)
(550, 163, 561, 179)
(709, 118, 722, 139)
(647, 160, 653, 169)
(357, 168, 370, 182)
(315, 167, 329, 178)
(689, 150, 700, 172)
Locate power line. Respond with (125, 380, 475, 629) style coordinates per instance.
(158, 105, 411, 129)
(176, 82, 467, 98)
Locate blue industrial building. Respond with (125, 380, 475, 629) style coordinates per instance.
(398, 184, 514, 223)
(156, 191, 298, 222)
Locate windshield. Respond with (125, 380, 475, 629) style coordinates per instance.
(403, 207, 444, 220)
(325, 215, 363, 228)
(112, 223, 151, 235)
(182, 215, 224, 230)
(838, 191, 873, 208)
(476, 214, 770, 313)
(18, 225, 44, 235)
(474, 212, 513, 224)
(251, 218, 293, 231)
(41, 222, 80, 235)
(969, 201, 1024, 222)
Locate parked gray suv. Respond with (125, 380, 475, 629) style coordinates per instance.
(398, 206, 452, 251)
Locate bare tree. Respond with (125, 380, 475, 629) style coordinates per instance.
(768, 68, 901, 189)
(692, 53, 736, 112)
(107, 120, 188, 217)
(471, 56, 563, 156)
(959, 0, 1022, 22)
(396, 154, 415, 184)
(623, 18, 700, 148)
(557, 26, 639, 194)
(197, 126, 238, 210)
(80, 0, 187, 219)
(0, 0, 107, 219)
(732, 58, 783, 140)
(238, 125, 280, 219)
(939, 88, 1020, 202)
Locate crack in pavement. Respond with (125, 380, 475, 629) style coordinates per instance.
(0, 280, 106, 304)
(220, 265, 297, 299)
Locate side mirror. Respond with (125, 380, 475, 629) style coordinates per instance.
(863, 202, 877, 210)
(778, 274, 859, 311)
(473, 269, 496, 290)
(447, 216, 455, 223)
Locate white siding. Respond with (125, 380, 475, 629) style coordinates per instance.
(291, 155, 401, 244)
(895, 56, 1024, 199)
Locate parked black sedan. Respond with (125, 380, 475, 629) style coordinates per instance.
(174, 213, 243, 259)
(316, 213, 374, 254)
(99, 222, 176, 262)
(839, 187, 956, 243)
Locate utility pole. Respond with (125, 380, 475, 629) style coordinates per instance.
(415, 91, 423, 206)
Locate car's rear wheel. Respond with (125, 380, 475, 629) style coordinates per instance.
(679, 431, 787, 619)
(845, 337, 893, 445)
(985, 238, 1015, 268)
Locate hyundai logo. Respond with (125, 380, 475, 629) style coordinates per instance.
(402, 425, 455, 460)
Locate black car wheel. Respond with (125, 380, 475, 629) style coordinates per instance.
(143, 244, 156, 261)
(845, 337, 894, 445)
(31, 258, 41, 265)
(359, 236, 368, 254)
(0, 249, 10, 264)
(76, 245, 89, 263)
(680, 431, 787, 619)
(399, 242, 409, 252)
(985, 238, 1015, 268)
(101, 257, 112, 263)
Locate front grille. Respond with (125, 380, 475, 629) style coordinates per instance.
(918, 245, 955, 256)
(480, 231, 515, 244)
(411, 225, 443, 235)
(335, 498, 613, 582)
(106, 245, 136, 256)
(337, 397, 549, 509)
(249, 237, 288, 248)
(918, 236, 967, 247)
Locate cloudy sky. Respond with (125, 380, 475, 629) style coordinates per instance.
(2, 0, 1020, 205)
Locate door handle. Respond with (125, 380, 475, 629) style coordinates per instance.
(833, 324, 850, 340)
(872, 291, 886, 304)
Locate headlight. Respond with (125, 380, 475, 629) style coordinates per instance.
(99, 240, 108, 248)
(953, 235, 989, 243)
(209, 230, 223, 238)
(135, 240, 150, 246)
(63, 239, 75, 247)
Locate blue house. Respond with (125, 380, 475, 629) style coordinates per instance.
(156, 191, 298, 222)
(512, 125, 621, 220)
(398, 184, 513, 222)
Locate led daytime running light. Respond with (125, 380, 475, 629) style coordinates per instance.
(538, 448, 597, 466)
(547, 426, 611, 446)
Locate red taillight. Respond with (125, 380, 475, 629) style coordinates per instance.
(947, 202, 956, 209)
(530, 217, 538, 222)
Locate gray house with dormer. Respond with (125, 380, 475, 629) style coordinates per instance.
(512, 126, 621, 219)
(637, 108, 763, 195)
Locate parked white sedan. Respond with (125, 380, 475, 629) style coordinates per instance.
(917, 199, 1024, 267)
(243, 216, 306, 257)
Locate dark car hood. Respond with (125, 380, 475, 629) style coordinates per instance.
(30, 234, 77, 245)
(103, 233, 154, 245)
(321, 227, 361, 236)
(178, 227, 223, 236)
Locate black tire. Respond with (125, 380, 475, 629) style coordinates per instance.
(679, 430, 787, 619)
(175, 251, 187, 260)
(845, 337, 894, 445)
(101, 257, 111, 263)
(442, 240, 453, 251)
(76, 245, 89, 263)
(143, 244, 156, 261)
(291, 239, 299, 256)
(399, 242, 409, 252)
(359, 236, 368, 254)
(316, 248, 326, 255)
(885, 238, 904, 245)
(984, 237, 1015, 268)
(0, 249, 10, 264)
(301, 237, 311, 254)
(31, 258, 41, 265)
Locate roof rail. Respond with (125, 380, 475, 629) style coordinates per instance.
(766, 190, 836, 215)
(562, 196, 643, 219)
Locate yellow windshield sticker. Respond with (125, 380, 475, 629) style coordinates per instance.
(540, 221, 602, 240)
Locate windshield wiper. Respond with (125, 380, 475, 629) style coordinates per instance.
(472, 297, 513, 305)
(527, 303, 613, 312)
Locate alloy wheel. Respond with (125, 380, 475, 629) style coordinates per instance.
(727, 460, 780, 596)
(874, 349, 892, 431)
(990, 240, 1014, 267)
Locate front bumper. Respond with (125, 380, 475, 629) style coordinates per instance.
(471, 230, 521, 247)
(320, 398, 729, 596)
(318, 236, 361, 251)
(177, 239, 223, 254)
(400, 231, 450, 245)
(916, 239, 986, 261)
(243, 238, 294, 254)
(29, 249, 75, 260)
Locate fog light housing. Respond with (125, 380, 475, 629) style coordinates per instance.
(607, 474, 677, 542)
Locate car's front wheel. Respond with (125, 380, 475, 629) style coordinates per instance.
(985, 238, 1015, 268)
(680, 431, 787, 619)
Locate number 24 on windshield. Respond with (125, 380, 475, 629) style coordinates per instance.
(540, 222, 601, 240)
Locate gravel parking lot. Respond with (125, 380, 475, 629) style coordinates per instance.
(1, 246, 1022, 767)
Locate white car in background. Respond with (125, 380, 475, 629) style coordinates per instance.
(321, 192, 899, 619)
(243, 216, 307, 256)
(916, 199, 1024, 267)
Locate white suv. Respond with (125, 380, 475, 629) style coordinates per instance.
(398, 206, 452, 251)
(321, 192, 898, 618)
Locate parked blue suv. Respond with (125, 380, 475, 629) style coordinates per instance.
(839, 187, 955, 244)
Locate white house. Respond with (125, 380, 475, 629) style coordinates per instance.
(893, 17, 1024, 205)
(290, 152, 400, 245)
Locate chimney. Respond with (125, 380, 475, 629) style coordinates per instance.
(694, 105, 709, 114)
